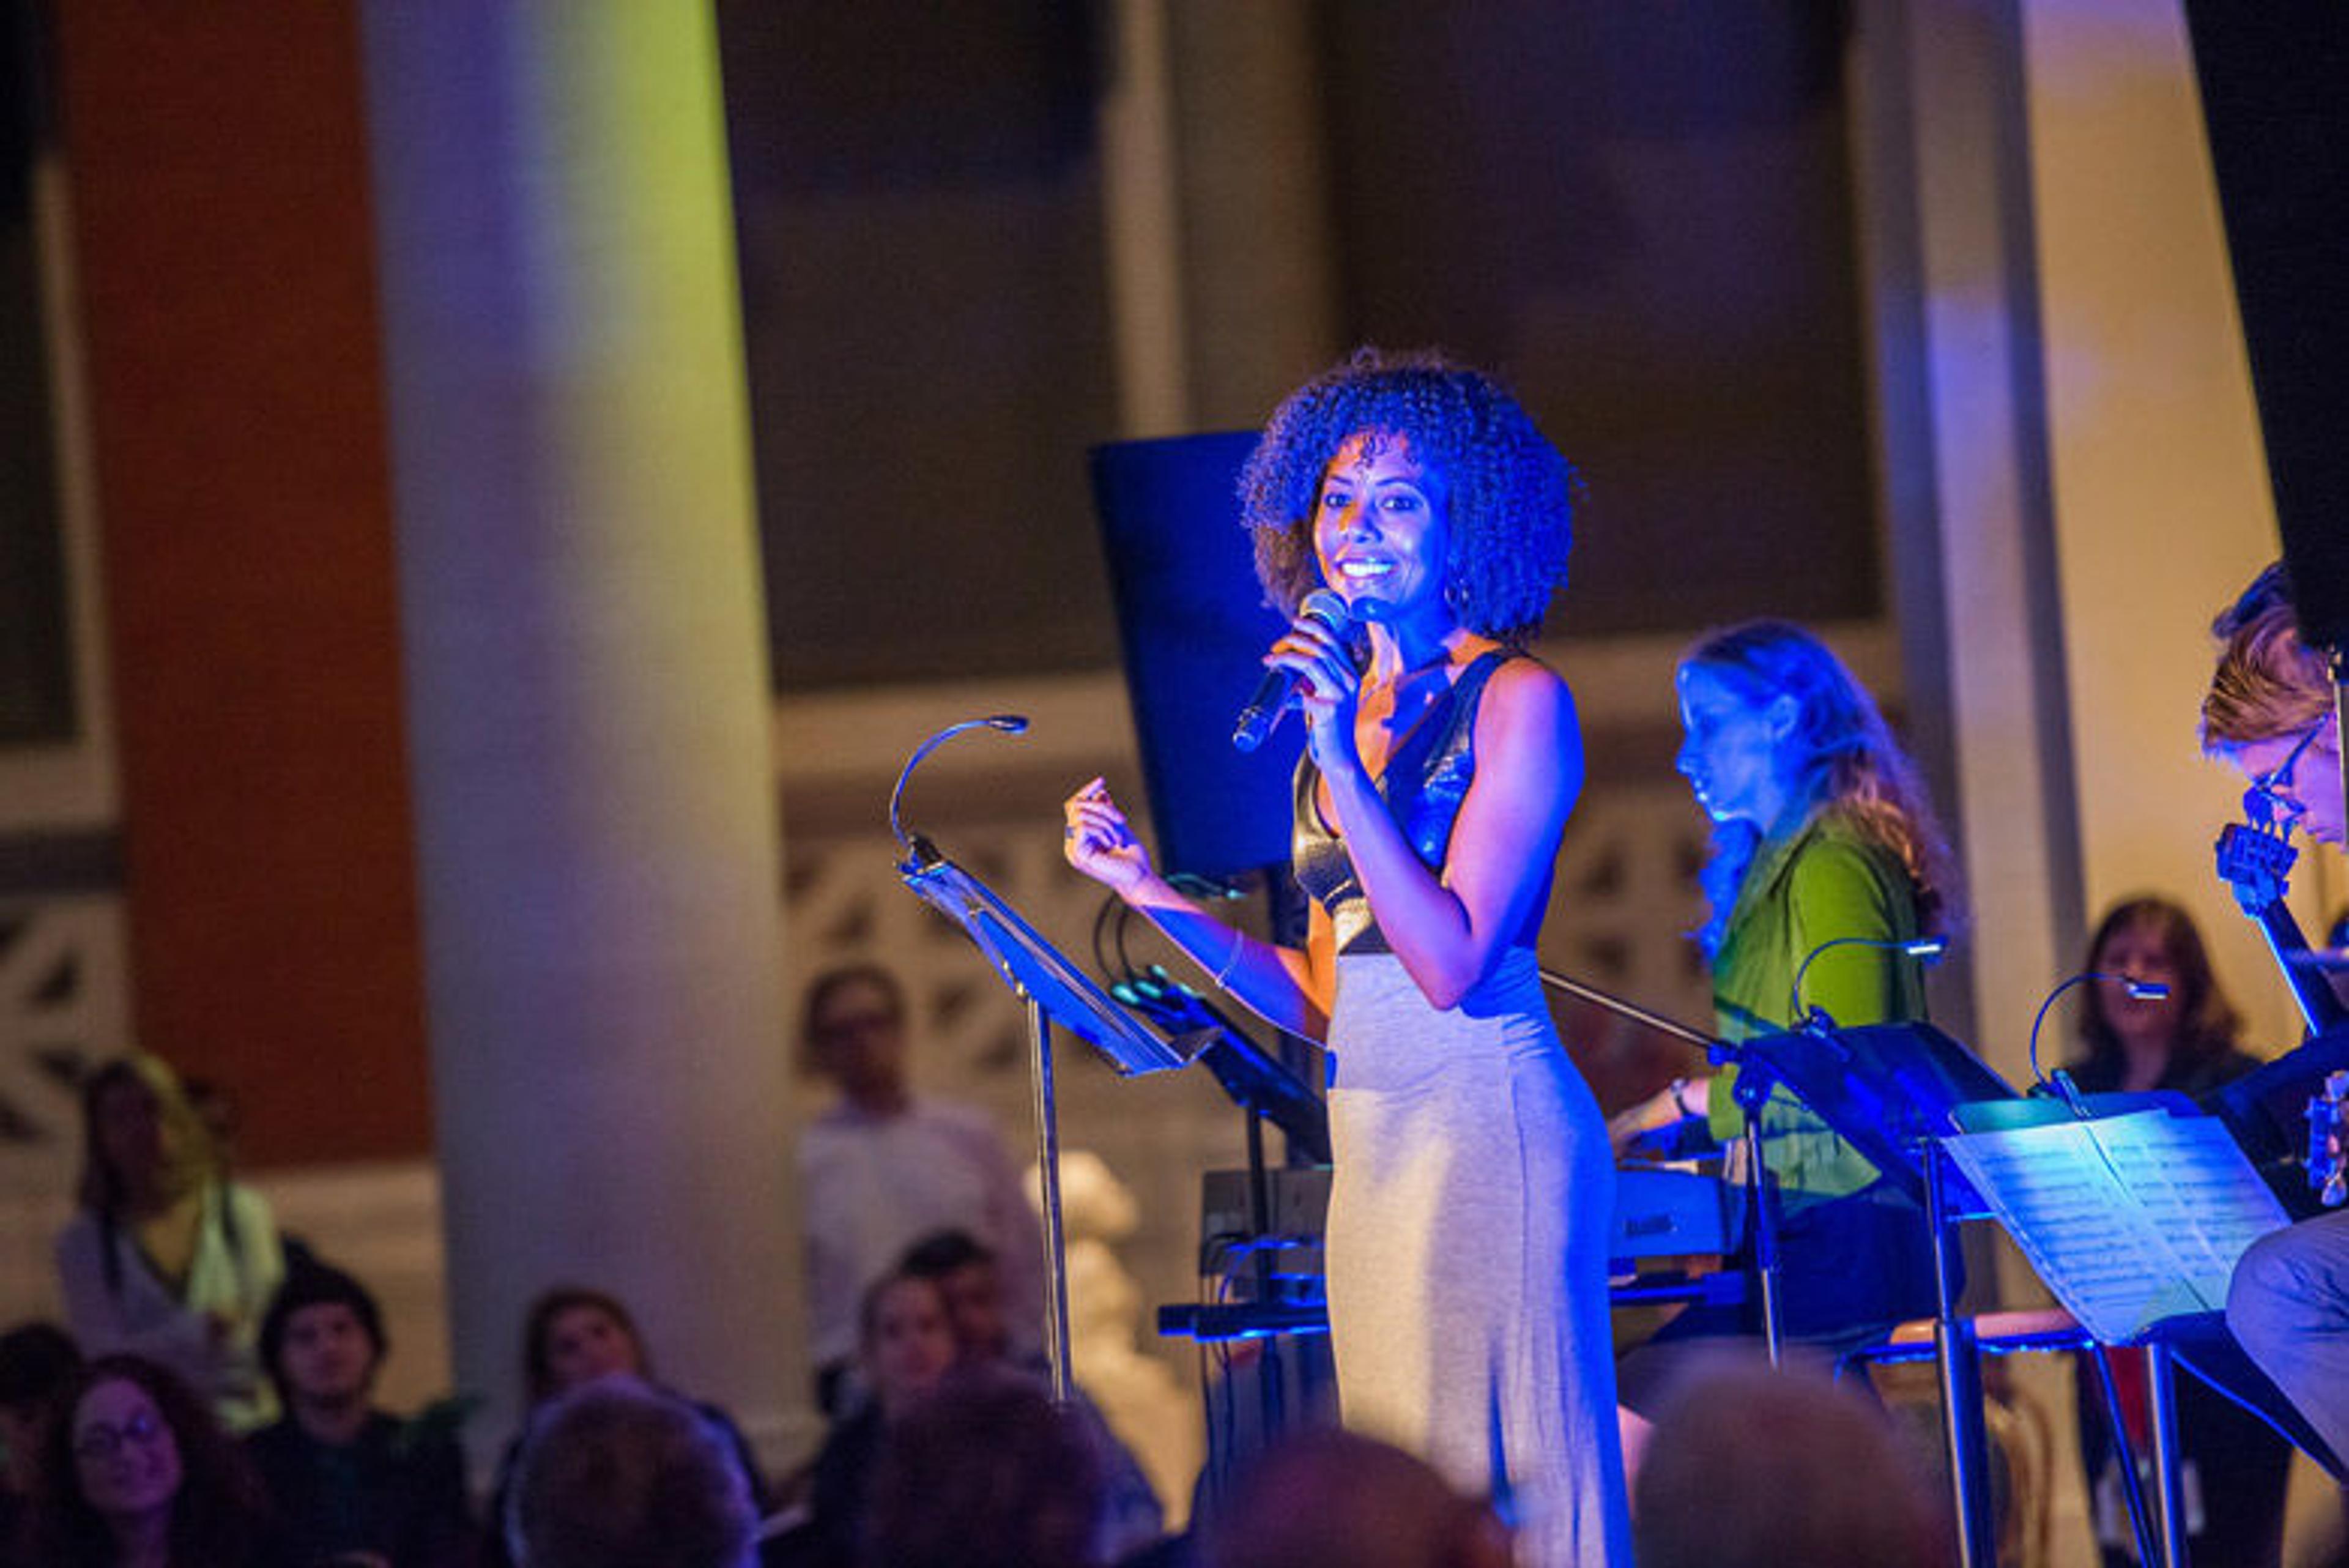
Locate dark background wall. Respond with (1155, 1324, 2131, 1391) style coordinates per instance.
(719, 0, 1880, 694)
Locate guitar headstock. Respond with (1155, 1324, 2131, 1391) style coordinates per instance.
(2216, 820, 2298, 915)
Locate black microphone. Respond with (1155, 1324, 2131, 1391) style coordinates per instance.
(1231, 589, 1350, 752)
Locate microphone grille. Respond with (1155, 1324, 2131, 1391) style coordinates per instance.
(1300, 589, 1350, 628)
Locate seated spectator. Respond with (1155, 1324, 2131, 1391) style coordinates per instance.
(1201, 1429, 1511, 1568)
(1632, 1351, 1946, 1568)
(511, 1378, 757, 1568)
(790, 1270, 959, 1566)
(0, 1321, 83, 1567)
(797, 964, 1042, 1415)
(244, 1261, 474, 1568)
(901, 1228, 1164, 1559)
(54, 1055, 285, 1431)
(866, 1364, 1102, 1568)
(34, 1353, 296, 1568)
(2063, 896, 2291, 1566)
(485, 1286, 768, 1568)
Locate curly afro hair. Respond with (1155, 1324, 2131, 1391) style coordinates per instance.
(1236, 346, 1576, 645)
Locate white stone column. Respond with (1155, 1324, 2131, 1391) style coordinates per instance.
(357, 1, 804, 1462)
(1852, 0, 2085, 1066)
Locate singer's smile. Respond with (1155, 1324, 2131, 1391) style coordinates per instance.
(1313, 432, 1449, 633)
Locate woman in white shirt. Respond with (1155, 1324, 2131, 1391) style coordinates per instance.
(53, 1055, 283, 1432)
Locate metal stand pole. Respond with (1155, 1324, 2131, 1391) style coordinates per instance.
(2087, 1347, 2161, 1565)
(1740, 1107, 1784, 1365)
(1025, 993, 1074, 1404)
(2147, 1342, 2189, 1568)
(1924, 1140, 1995, 1568)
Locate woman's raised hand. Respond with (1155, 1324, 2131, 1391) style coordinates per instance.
(1266, 609, 1362, 775)
(1063, 777, 1154, 894)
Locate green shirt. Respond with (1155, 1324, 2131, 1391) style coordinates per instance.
(1704, 815, 1929, 1200)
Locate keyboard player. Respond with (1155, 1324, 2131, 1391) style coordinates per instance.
(1606, 622, 1961, 1478)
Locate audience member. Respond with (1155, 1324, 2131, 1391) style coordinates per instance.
(511, 1377, 758, 1568)
(34, 1353, 297, 1568)
(244, 1261, 474, 1568)
(486, 1285, 768, 1568)
(1202, 1428, 1510, 1568)
(900, 1228, 1164, 1559)
(54, 1055, 286, 1431)
(1631, 1352, 1945, 1568)
(866, 1364, 1102, 1568)
(0, 1321, 83, 1566)
(2063, 896, 2291, 1564)
(797, 964, 1042, 1414)
(790, 1270, 959, 1567)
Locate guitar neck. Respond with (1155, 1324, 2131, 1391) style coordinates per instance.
(2254, 899, 2349, 1035)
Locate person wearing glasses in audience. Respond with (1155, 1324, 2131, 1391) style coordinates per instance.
(1607, 621, 1961, 1477)
(796, 964, 1043, 1419)
(35, 1354, 296, 1568)
(2203, 562, 2349, 1480)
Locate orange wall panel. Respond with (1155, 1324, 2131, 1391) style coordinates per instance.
(54, 2, 430, 1164)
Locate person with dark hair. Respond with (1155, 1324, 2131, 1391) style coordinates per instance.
(34, 1353, 297, 1567)
(1632, 1352, 1946, 1568)
(894, 1230, 1163, 1561)
(796, 964, 1042, 1416)
(788, 1270, 960, 1567)
(2059, 896, 2292, 1564)
(1609, 621, 1961, 1471)
(2067, 896, 2252, 1097)
(484, 1286, 768, 1568)
(1202, 1429, 1511, 1568)
(2204, 562, 2349, 1476)
(243, 1262, 473, 1568)
(0, 1321, 83, 1566)
(54, 1056, 286, 1432)
(865, 1364, 1102, 1568)
(511, 1378, 757, 1568)
(1064, 348, 1628, 1566)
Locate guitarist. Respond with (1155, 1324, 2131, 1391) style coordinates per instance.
(2202, 562, 2349, 1478)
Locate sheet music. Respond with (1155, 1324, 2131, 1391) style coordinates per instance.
(1942, 1110, 2291, 1343)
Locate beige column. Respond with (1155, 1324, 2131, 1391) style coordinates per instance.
(1853, 0, 2085, 1066)
(356, 2, 804, 1461)
(2021, 0, 2320, 1050)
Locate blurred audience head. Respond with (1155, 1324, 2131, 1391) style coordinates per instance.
(1633, 1353, 1946, 1568)
(900, 1228, 1009, 1362)
(858, 1271, 957, 1416)
(2076, 895, 2240, 1075)
(1204, 1427, 1510, 1568)
(75, 1054, 215, 1217)
(39, 1354, 271, 1566)
(259, 1260, 387, 1417)
(800, 963, 911, 1109)
(511, 1377, 757, 1568)
(0, 1321, 82, 1497)
(867, 1364, 1102, 1568)
(524, 1287, 650, 1406)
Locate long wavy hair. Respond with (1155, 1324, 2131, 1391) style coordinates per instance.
(1236, 346, 1576, 645)
(37, 1355, 275, 1568)
(1682, 621, 1961, 956)
(2202, 560, 2333, 748)
(2070, 896, 2240, 1082)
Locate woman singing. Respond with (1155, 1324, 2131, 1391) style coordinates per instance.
(1063, 348, 1629, 1567)
(1610, 622, 1960, 1452)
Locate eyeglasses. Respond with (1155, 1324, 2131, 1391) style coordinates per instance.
(73, 1409, 167, 1462)
(2244, 719, 2331, 830)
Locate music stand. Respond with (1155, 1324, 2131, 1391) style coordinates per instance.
(1732, 1021, 2022, 1568)
(900, 840, 1205, 1401)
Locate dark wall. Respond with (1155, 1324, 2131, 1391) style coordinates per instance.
(718, 2, 1880, 694)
